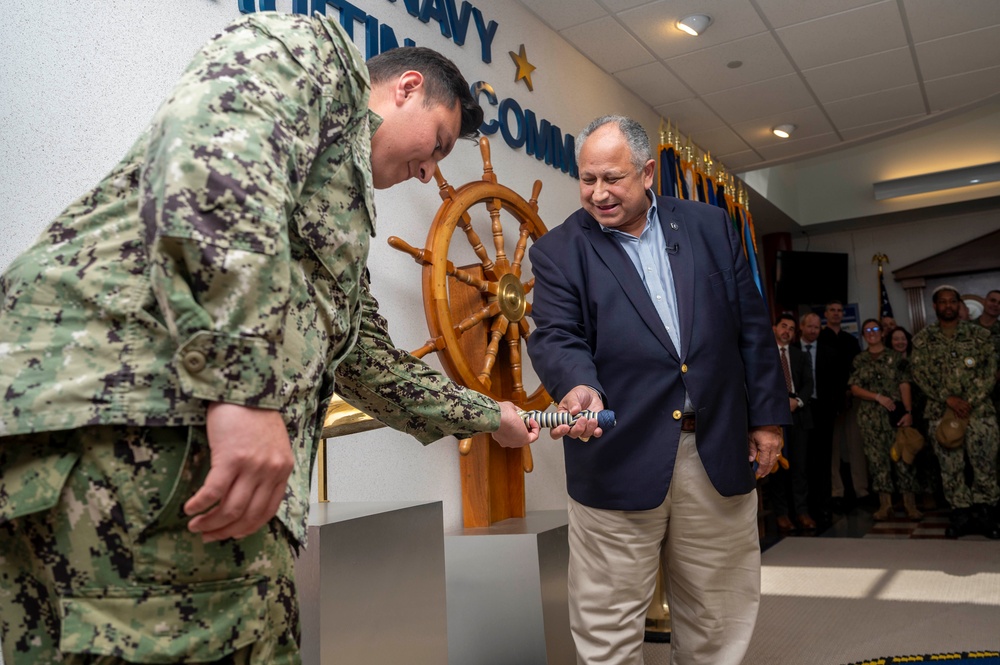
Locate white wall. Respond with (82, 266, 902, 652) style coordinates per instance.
(0, 0, 661, 550)
(791, 208, 1000, 331)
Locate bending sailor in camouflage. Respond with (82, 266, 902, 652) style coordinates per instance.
(911, 286, 999, 539)
(849, 319, 919, 520)
(0, 13, 540, 664)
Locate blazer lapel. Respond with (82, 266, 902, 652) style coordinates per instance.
(657, 197, 694, 360)
(582, 216, 680, 361)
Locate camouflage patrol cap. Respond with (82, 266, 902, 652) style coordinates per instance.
(935, 408, 968, 449)
(891, 426, 925, 464)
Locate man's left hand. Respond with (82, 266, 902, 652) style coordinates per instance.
(749, 425, 783, 478)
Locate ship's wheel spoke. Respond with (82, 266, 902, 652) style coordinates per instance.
(487, 198, 509, 270)
(478, 315, 510, 386)
(511, 224, 531, 278)
(410, 336, 446, 359)
(453, 301, 502, 337)
(505, 323, 527, 404)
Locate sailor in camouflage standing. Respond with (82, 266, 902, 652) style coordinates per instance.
(911, 286, 999, 539)
(974, 289, 1000, 424)
(0, 12, 540, 665)
(848, 319, 919, 520)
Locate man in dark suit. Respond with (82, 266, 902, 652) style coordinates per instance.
(799, 312, 840, 524)
(820, 300, 869, 509)
(771, 312, 815, 531)
(526, 115, 789, 665)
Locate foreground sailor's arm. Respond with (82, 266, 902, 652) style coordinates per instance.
(140, 20, 360, 540)
(334, 278, 538, 447)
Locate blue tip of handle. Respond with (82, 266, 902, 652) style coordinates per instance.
(597, 410, 616, 429)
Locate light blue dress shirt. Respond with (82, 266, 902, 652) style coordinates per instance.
(601, 191, 694, 413)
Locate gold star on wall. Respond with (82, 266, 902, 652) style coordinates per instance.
(509, 44, 536, 91)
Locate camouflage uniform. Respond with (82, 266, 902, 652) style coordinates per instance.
(0, 13, 498, 664)
(848, 349, 919, 494)
(911, 322, 998, 509)
(977, 317, 1000, 415)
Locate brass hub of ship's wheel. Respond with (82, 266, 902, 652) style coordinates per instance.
(497, 273, 527, 322)
(389, 136, 551, 470)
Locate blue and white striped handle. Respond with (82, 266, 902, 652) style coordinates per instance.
(518, 409, 616, 430)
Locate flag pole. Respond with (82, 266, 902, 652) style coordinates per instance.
(872, 253, 890, 321)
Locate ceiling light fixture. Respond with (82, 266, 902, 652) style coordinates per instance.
(872, 162, 1000, 200)
(772, 124, 796, 139)
(676, 14, 712, 36)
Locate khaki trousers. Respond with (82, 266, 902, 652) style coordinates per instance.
(567, 432, 760, 665)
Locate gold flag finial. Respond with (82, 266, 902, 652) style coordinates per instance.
(872, 253, 889, 275)
(659, 117, 667, 145)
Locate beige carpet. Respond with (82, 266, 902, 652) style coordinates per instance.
(644, 538, 1000, 665)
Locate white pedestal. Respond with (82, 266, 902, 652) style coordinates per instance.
(445, 510, 574, 665)
(296, 501, 448, 665)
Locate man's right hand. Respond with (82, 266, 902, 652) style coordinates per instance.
(185, 402, 295, 543)
(551, 385, 605, 441)
(946, 396, 972, 419)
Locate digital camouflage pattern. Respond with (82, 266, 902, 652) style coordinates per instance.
(1, 426, 299, 664)
(977, 317, 1000, 408)
(911, 321, 998, 508)
(0, 11, 500, 545)
(849, 349, 919, 493)
(0, 12, 499, 664)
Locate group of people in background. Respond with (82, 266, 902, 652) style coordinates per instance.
(767, 288, 1000, 539)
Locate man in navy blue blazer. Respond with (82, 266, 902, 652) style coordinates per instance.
(527, 115, 789, 665)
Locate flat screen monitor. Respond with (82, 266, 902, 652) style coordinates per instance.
(775, 250, 848, 306)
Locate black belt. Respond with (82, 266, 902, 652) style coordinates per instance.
(680, 415, 696, 432)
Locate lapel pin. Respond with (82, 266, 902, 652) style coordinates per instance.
(670, 222, 679, 230)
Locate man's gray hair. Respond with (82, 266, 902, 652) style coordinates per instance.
(575, 115, 652, 170)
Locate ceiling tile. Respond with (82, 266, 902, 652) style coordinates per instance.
(776, 1, 907, 71)
(757, 132, 840, 161)
(915, 25, 1000, 80)
(559, 16, 655, 73)
(701, 74, 814, 125)
(518, 0, 607, 31)
(713, 149, 764, 171)
(618, 0, 766, 61)
(825, 84, 926, 130)
(925, 66, 1000, 113)
(902, 0, 1000, 43)
(613, 62, 694, 107)
(654, 97, 726, 135)
(685, 125, 750, 157)
(730, 105, 836, 150)
(665, 33, 794, 96)
(754, 0, 883, 29)
(602, 0, 656, 11)
(839, 113, 926, 141)
(803, 48, 917, 103)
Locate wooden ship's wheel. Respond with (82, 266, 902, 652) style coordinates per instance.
(322, 136, 552, 527)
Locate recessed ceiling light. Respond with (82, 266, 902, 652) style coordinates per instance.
(727, 60, 743, 69)
(772, 124, 796, 139)
(676, 14, 712, 36)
